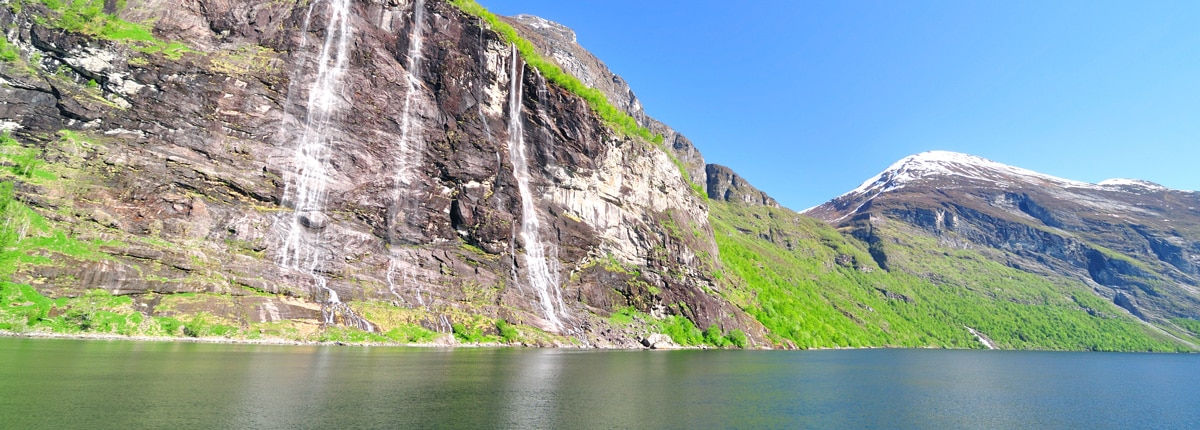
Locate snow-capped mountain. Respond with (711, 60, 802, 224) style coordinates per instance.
(848, 151, 1095, 195)
(807, 151, 1192, 222)
(806, 151, 1200, 326)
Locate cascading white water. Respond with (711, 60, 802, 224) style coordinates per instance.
(507, 45, 567, 331)
(391, 0, 427, 227)
(276, 0, 372, 332)
(386, 258, 425, 308)
(384, 0, 431, 313)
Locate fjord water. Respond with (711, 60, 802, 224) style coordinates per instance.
(2, 338, 1198, 429)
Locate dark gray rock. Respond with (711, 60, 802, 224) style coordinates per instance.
(706, 164, 779, 208)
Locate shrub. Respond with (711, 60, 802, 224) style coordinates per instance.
(703, 325, 729, 348)
(656, 314, 703, 346)
(384, 324, 438, 343)
(726, 329, 749, 349)
(495, 319, 519, 343)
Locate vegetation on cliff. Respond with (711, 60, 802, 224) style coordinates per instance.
(709, 201, 1193, 352)
(14, 0, 189, 58)
(449, 0, 659, 145)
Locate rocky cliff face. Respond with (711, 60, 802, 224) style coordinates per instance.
(807, 151, 1200, 329)
(506, 14, 708, 194)
(705, 164, 779, 208)
(0, 0, 763, 346)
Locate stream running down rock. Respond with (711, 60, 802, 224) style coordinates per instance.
(507, 45, 568, 332)
(275, 0, 372, 332)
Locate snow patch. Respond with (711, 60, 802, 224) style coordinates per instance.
(511, 14, 577, 42)
(844, 150, 1098, 198)
(1098, 178, 1169, 192)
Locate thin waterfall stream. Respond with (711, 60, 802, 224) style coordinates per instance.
(384, 0, 432, 320)
(507, 45, 567, 331)
(390, 0, 427, 237)
(276, 0, 372, 332)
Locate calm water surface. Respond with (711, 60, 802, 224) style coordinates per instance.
(1, 337, 1198, 429)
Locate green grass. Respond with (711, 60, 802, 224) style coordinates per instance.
(1, 133, 42, 178)
(607, 306, 638, 325)
(0, 35, 19, 63)
(317, 326, 391, 343)
(447, 1, 713, 195)
(383, 323, 439, 343)
(495, 319, 519, 343)
(24, 0, 192, 59)
(452, 321, 496, 343)
(709, 201, 1190, 352)
(1172, 318, 1200, 336)
(450, 0, 658, 144)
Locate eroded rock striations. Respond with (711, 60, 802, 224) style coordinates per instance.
(0, 0, 763, 346)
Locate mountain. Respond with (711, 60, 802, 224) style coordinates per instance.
(0, 0, 764, 347)
(807, 151, 1200, 343)
(1, 1, 1196, 352)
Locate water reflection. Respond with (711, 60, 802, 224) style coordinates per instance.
(2, 339, 1199, 429)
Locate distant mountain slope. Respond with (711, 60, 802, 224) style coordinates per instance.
(806, 151, 1200, 341)
(710, 199, 1192, 351)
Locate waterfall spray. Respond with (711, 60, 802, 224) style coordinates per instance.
(275, 0, 372, 332)
(506, 45, 567, 331)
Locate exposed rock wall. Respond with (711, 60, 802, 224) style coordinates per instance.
(506, 14, 708, 191)
(706, 164, 779, 208)
(0, 0, 764, 346)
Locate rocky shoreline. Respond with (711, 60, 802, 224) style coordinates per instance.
(0, 330, 706, 350)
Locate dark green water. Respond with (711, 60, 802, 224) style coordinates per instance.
(1, 338, 1198, 429)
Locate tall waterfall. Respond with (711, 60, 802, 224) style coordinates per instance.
(276, 0, 372, 332)
(390, 0, 427, 238)
(383, 0, 432, 317)
(507, 45, 567, 331)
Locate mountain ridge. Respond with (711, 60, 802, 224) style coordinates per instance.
(1, 0, 1196, 351)
(807, 150, 1200, 340)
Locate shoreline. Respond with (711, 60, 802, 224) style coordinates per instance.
(6, 330, 1187, 353)
(0, 329, 508, 349)
(0, 330, 714, 350)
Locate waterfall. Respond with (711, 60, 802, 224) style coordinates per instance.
(507, 45, 567, 331)
(382, 0, 432, 315)
(276, 0, 372, 332)
(390, 0, 427, 237)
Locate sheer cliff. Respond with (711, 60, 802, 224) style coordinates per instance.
(0, 0, 762, 347)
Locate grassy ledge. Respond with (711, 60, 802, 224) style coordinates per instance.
(14, 0, 191, 59)
(449, 0, 660, 144)
(449, 0, 711, 198)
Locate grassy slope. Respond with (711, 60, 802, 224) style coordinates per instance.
(710, 201, 1194, 351)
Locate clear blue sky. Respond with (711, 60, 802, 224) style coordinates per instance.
(481, 1, 1200, 210)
